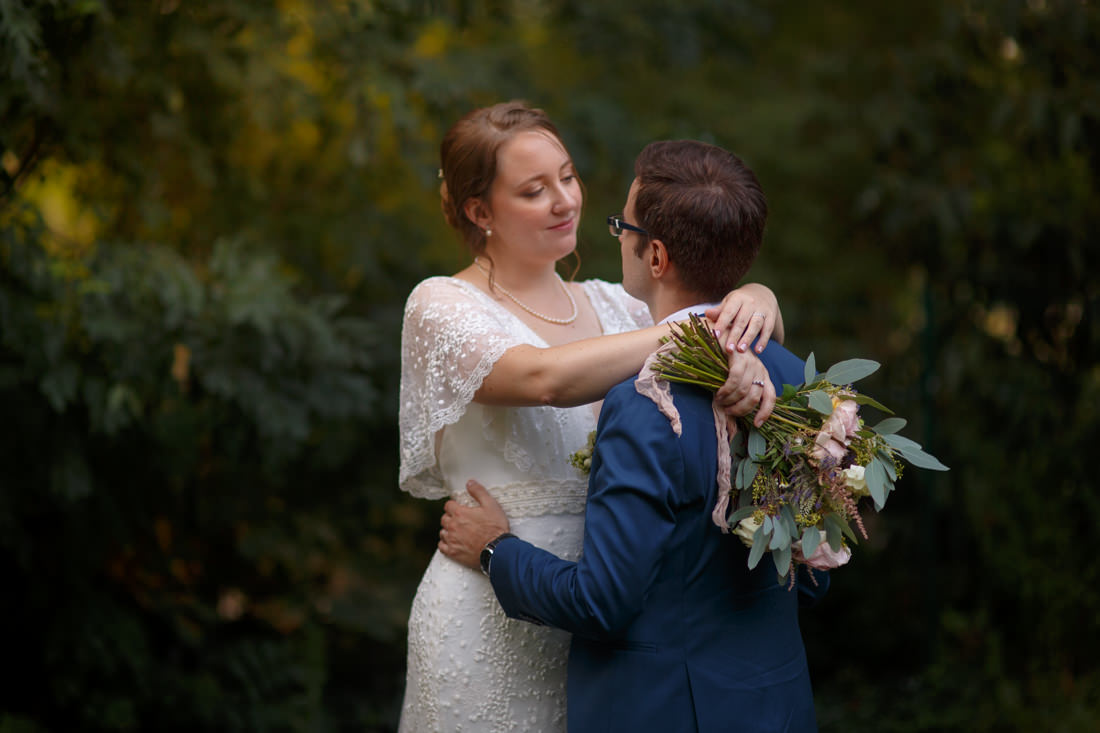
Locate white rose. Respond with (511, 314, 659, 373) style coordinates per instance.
(843, 465, 870, 497)
(733, 516, 763, 548)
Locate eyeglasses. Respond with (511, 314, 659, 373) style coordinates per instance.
(607, 214, 649, 238)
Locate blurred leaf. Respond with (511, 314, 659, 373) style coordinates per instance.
(822, 358, 880, 385)
(807, 390, 834, 415)
(872, 417, 907, 434)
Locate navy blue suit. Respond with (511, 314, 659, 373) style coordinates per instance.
(489, 342, 828, 733)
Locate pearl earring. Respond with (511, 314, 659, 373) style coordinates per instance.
(485, 228, 492, 237)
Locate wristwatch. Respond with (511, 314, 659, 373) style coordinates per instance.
(479, 532, 517, 577)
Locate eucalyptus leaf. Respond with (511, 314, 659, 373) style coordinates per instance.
(731, 433, 747, 459)
(773, 545, 792, 579)
(823, 358, 880, 385)
(901, 447, 951, 471)
(877, 450, 897, 480)
(736, 457, 758, 489)
(780, 505, 800, 538)
(882, 433, 923, 452)
(824, 513, 857, 549)
(770, 517, 789, 549)
(747, 528, 770, 569)
(732, 457, 747, 489)
(808, 390, 834, 415)
(866, 458, 890, 510)
(839, 517, 859, 543)
(883, 434, 950, 470)
(803, 352, 816, 386)
(873, 417, 907, 435)
(824, 516, 842, 552)
(851, 393, 895, 413)
(727, 505, 755, 527)
(747, 429, 766, 461)
(801, 527, 822, 558)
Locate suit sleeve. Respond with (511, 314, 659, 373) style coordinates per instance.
(489, 384, 682, 638)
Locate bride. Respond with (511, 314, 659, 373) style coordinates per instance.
(397, 101, 783, 732)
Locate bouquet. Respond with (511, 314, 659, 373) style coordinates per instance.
(652, 314, 948, 581)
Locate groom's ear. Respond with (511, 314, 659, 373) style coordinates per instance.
(647, 238, 672, 279)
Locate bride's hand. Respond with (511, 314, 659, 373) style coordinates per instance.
(439, 480, 511, 571)
(705, 283, 784, 355)
(715, 351, 776, 427)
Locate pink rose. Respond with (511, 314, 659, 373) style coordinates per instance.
(794, 534, 852, 570)
(812, 425, 848, 462)
(834, 400, 860, 438)
(811, 400, 860, 463)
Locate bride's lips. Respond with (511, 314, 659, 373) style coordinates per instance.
(549, 218, 575, 232)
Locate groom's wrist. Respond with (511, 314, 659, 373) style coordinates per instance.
(479, 532, 517, 577)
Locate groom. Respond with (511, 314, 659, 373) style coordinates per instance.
(440, 140, 828, 733)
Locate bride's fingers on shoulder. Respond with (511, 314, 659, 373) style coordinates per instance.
(735, 306, 777, 353)
(726, 313, 758, 353)
(753, 319, 775, 354)
(714, 296, 748, 339)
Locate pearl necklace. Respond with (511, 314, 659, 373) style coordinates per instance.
(473, 257, 578, 325)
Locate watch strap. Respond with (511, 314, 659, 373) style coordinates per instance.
(479, 532, 517, 577)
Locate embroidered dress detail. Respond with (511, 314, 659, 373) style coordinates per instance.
(397, 275, 650, 732)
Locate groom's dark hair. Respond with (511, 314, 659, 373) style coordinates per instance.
(632, 140, 767, 302)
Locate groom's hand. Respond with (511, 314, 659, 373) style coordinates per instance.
(714, 351, 776, 427)
(438, 480, 511, 570)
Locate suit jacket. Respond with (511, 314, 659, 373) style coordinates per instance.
(490, 342, 828, 733)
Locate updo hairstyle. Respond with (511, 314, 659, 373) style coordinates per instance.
(439, 101, 571, 257)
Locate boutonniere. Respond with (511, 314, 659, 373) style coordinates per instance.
(568, 430, 597, 475)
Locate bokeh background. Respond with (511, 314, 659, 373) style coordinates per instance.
(2, 1, 1096, 731)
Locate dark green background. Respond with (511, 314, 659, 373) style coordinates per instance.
(2, 1, 1096, 730)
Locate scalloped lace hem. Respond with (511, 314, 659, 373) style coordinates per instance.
(448, 478, 588, 518)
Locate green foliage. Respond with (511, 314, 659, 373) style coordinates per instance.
(789, 3, 1100, 730)
(0, 207, 424, 730)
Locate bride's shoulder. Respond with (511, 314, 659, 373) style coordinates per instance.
(576, 277, 618, 299)
(404, 276, 506, 333)
(406, 275, 485, 306)
(578, 278, 640, 308)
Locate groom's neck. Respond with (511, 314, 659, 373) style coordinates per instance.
(648, 288, 708, 324)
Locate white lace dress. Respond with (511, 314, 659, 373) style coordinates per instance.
(397, 276, 651, 733)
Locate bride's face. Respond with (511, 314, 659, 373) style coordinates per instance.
(475, 130, 582, 266)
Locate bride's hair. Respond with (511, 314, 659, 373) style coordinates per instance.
(439, 101, 581, 268)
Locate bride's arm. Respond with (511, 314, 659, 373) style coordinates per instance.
(474, 283, 782, 418)
(473, 324, 676, 408)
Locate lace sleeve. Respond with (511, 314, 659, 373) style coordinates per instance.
(582, 279, 654, 332)
(398, 277, 526, 499)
